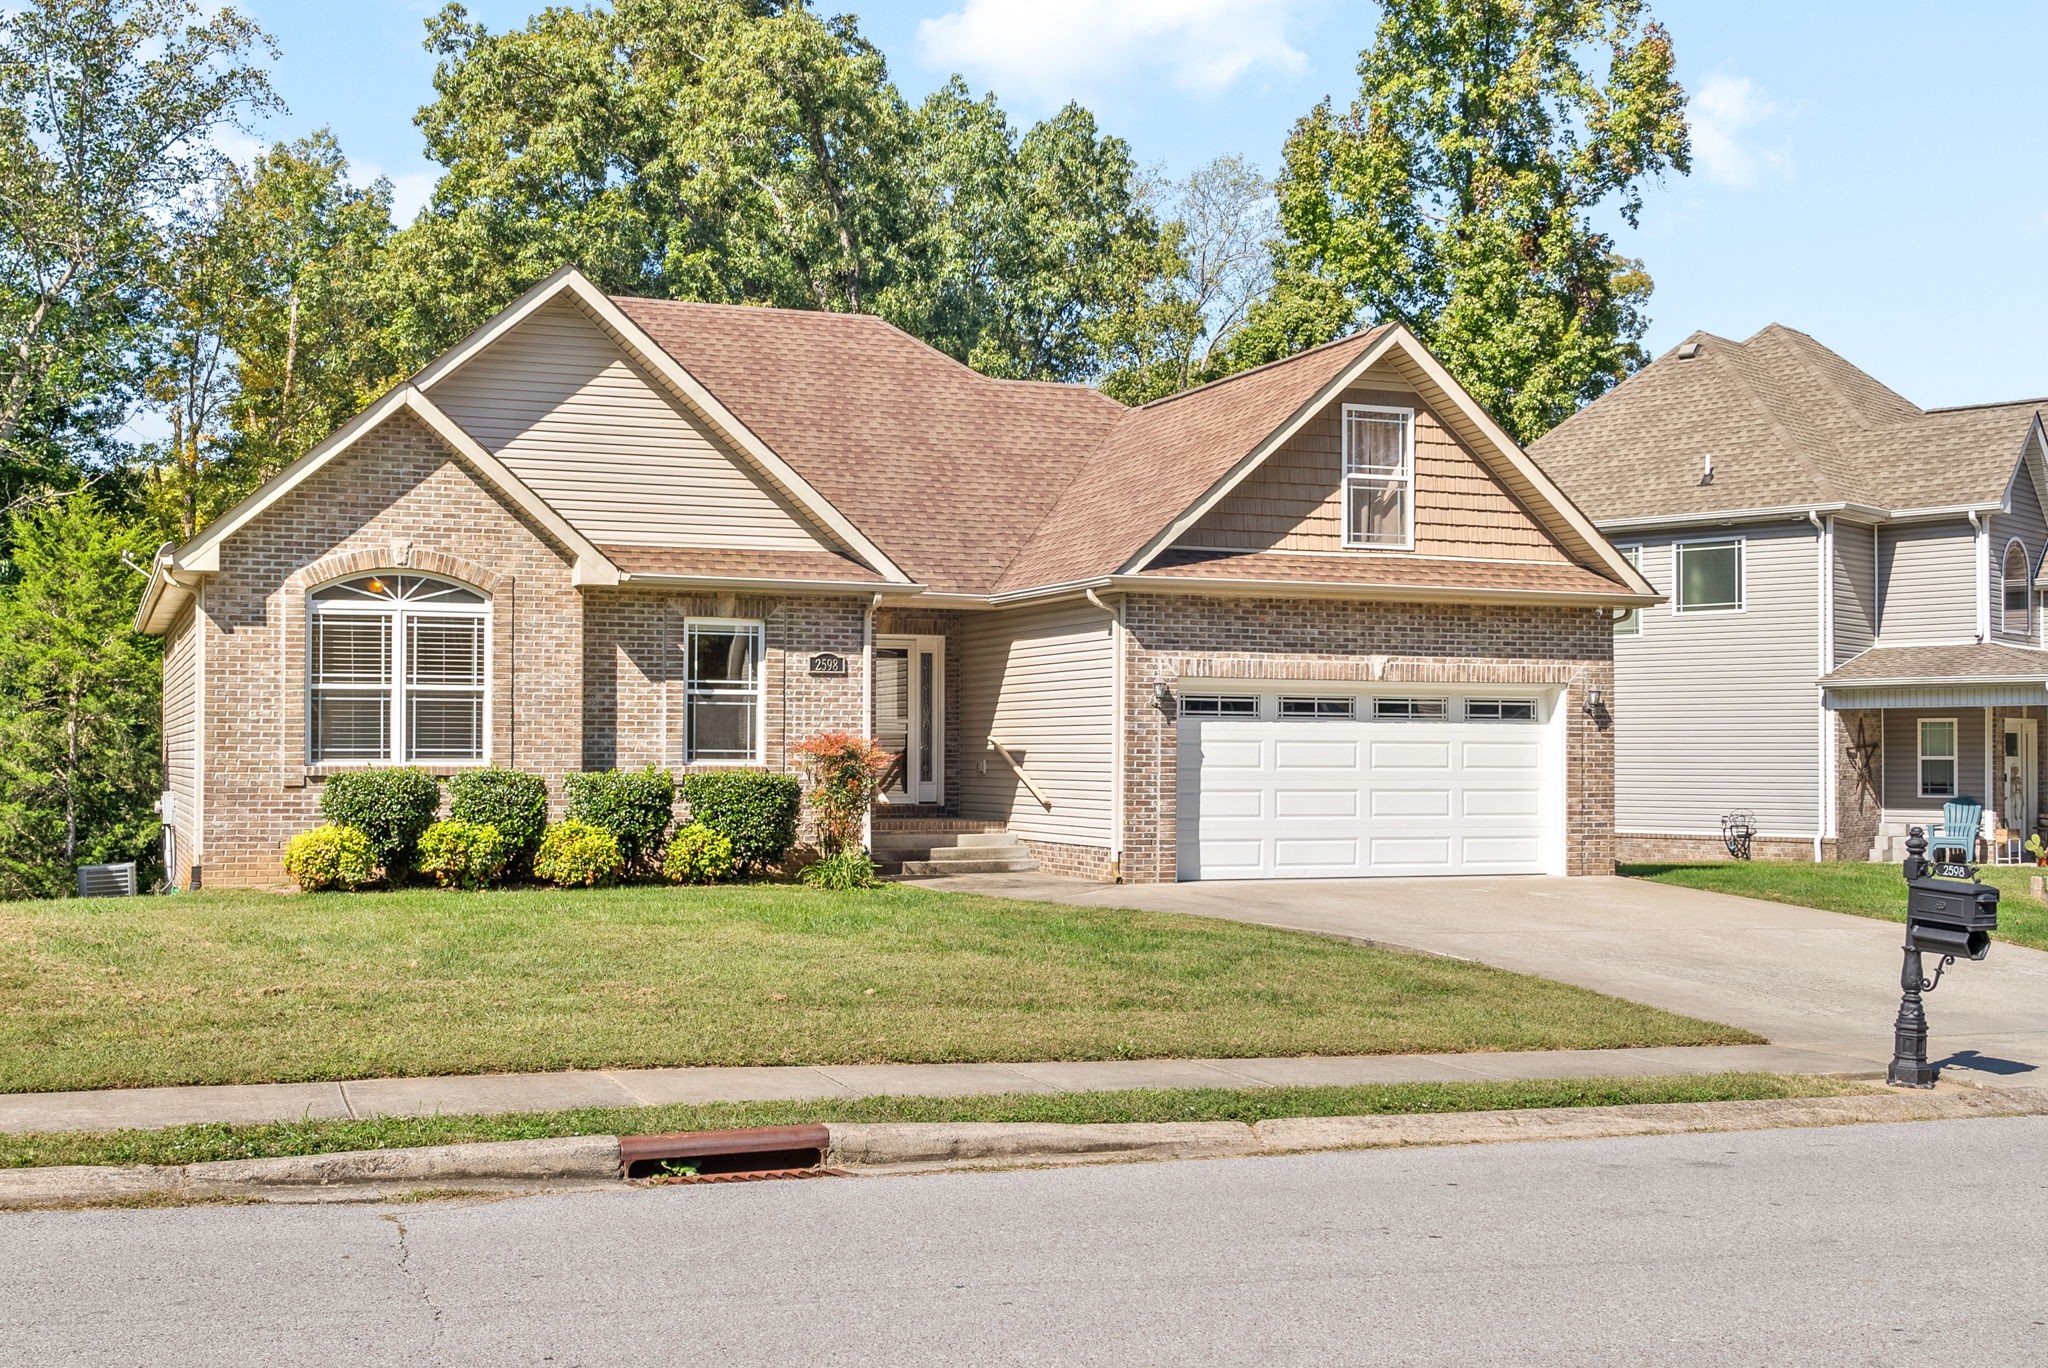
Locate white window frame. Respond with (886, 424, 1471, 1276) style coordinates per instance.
(1179, 694, 1260, 719)
(1279, 696, 1356, 720)
(1614, 545, 1642, 636)
(1465, 698, 1539, 722)
(2002, 538, 2030, 634)
(1918, 717, 1959, 799)
(1341, 403, 1416, 551)
(684, 618, 767, 766)
(1372, 697, 1449, 721)
(307, 573, 490, 767)
(1673, 538, 1745, 614)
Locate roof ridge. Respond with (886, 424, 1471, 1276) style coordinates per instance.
(1134, 325, 1387, 412)
(1923, 397, 2048, 415)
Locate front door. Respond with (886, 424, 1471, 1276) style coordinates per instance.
(2003, 718, 2038, 838)
(876, 635, 945, 804)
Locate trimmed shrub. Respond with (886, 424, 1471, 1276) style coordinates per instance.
(565, 766, 674, 871)
(320, 767, 441, 873)
(662, 823, 735, 885)
(533, 820, 622, 888)
(681, 771, 801, 875)
(415, 820, 511, 891)
(282, 825, 377, 892)
(447, 768, 549, 868)
(798, 848, 879, 890)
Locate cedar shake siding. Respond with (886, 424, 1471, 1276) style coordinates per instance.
(193, 411, 587, 889)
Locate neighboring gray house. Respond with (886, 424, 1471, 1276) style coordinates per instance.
(1534, 324, 2048, 863)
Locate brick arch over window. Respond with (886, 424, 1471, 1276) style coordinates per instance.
(277, 544, 521, 783)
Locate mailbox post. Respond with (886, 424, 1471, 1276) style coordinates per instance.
(1889, 827, 2000, 1087)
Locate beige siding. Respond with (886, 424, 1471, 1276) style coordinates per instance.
(161, 602, 199, 884)
(1991, 466, 2048, 643)
(956, 600, 1115, 848)
(1179, 380, 1569, 562)
(1881, 707, 1987, 820)
(1611, 522, 1823, 838)
(1832, 519, 1878, 666)
(429, 298, 833, 551)
(1877, 519, 1977, 642)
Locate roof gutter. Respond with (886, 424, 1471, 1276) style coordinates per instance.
(134, 545, 203, 635)
(1098, 574, 1662, 608)
(616, 572, 928, 596)
(1596, 500, 2004, 533)
(1818, 675, 2048, 689)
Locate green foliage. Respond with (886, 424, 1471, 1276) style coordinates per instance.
(565, 766, 674, 871)
(447, 767, 549, 867)
(798, 847, 878, 890)
(319, 768, 441, 873)
(414, 819, 510, 890)
(532, 820, 622, 888)
(1230, 0, 1691, 439)
(661, 823, 735, 886)
(680, 771, 801, 876)
(281, 825, 377, 892)
(0, 491, 162, 899)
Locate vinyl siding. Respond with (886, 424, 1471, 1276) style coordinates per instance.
(161, 602, 198, 884)
(956, 601, 1114, 847)
(1881, 707, 1986, 821)
(1991, 467, 2048, 643)
(1832, 519, 1878, 666)
(429, 298, 833, 551)
(1877, 519, 1977, 643)
(1612, 522, 1822, 837)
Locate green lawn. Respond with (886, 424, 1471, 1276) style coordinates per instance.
(0, 883, 1753, 1093)
(1623, 861, 2048, 952)
(0, 1073, 1868, 1170)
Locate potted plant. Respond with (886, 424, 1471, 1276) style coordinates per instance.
(2027, 834, 2046, 868)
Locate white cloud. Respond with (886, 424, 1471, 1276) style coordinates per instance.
(1690, 73, 1789, 189)
(916, 0, 1310, 106)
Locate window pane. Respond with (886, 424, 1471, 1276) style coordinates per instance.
(688, 627, 758, 687)
(1281, 697, 1354, 719)
(314, 616, 391, 685)
(408, 615, 484, 685)
(1180, 695, 1258, 717)
(1344, 410, 1409, 474)
(1346, 478, 1408, 545)
(1468, 699, 1537, 721)
(407, 693, 482, 761)
(1922, 759, 1956, 797)
(1374, 698, 1448, 720)
(688, 698, 756, 760)
(313, 692, 389, 761)
(875, 648, 909, 787)
(1677, 543, 1741, 610)
(1922, 721, 1956, 759)
(1616, 548, 1641, 635)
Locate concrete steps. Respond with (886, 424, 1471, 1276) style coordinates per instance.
(874, 828, 1039, 877)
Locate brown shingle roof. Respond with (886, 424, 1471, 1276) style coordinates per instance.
(1821, 643, 2048, 685)
(597, 544, 895, 585)
(1134, 548, 1634, 599)
(1532, 325, 2043, 524)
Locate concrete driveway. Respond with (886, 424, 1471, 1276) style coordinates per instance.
(920, 873, 2048, 1085)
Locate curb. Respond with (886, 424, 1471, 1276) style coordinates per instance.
(6, 1090, 2045, 1208)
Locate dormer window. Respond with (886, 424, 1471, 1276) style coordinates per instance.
(2004, 540, 2030, 633)
(1342, 404, 1414, 549)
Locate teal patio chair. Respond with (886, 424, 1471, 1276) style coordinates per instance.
(1932, 797, 1984, 862)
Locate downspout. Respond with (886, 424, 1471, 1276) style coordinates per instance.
(1811, 512, 1834, 862)
(1971, 510, 1990, 643)
(862, 593, 882, 854)
(1085, 588, 1124, 880)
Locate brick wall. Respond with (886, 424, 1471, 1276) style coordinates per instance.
(1117, 593, 1616, 883)
(1835, 708, 1884, 862)
(196, 411, 585, 888)
(1614, 833, 1834, 864)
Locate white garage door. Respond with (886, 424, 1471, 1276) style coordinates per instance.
(1175, 692, 1562, 880)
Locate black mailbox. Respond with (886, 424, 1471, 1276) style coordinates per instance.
(1904, 876, 1999, 961)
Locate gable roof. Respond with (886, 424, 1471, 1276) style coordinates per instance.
(1532, 324, 2047, 524)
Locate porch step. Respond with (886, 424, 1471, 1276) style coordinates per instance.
(872, 829, 1023, 856)
(895, 855, 1041, 877)
(874, 827, 1039, 877)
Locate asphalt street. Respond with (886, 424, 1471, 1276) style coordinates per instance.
(4, 1115, 2046, 1366)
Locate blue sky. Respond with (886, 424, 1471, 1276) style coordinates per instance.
(238, 0, 2048, 409)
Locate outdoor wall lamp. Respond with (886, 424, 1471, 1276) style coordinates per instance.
(1582, 684, 1603, 713)
(1153, 681, 1173, 706)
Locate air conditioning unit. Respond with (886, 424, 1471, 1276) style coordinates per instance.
(77, 863, 137, 898)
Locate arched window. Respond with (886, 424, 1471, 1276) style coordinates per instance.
(2004, 540, 2031, 635)
(309, 574, 488, 764)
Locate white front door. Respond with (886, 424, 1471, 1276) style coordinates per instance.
(876, 635, 945, 804)
(1174, 689, 1564, 880)
(2002, 718, 2037, 837)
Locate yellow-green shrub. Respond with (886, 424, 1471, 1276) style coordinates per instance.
(414, 820, 511, 890)
(532, 820, 622, 888)
(661, 823, 735, 885)
(281, 825, 377, 892)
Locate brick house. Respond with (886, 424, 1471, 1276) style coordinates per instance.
(138, 267, 1654, 889)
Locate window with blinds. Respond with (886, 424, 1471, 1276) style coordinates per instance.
(684, 619, 764, 763)
(309, 575, 487, 764)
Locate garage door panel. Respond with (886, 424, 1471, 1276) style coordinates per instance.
(1370, 788, 1452, 818)
(1460, 740, 1542, 770)
(1274, 838, 1360, 870)
(1369, 740, 1452, 769)
(1274, 740, 1361, 769)
(1197, 840, 1268, 875)
(1276, 789, 1359, 818)
(1368, 837, 1455, 868)
(1198, 739, 1267, 770)
(1462, 788, 1541, 818)
(1199, 789, 1267, 819)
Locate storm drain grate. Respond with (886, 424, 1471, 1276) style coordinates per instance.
(619, 1123, 832, 1180)
(643, 1167, 851, 1186)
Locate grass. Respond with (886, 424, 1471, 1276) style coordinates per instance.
(0, 1073, 1871, 1170)
(1623, 861, 2048, 952)
(0, 882, 1756, 1094)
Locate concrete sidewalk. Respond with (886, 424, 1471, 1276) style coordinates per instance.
(0, 1043, 1875, 1136)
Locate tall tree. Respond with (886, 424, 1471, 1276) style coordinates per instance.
(0, 491, 162, 898)
(1231, 0, 1689, 440)
(0, 0, 276, 496)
